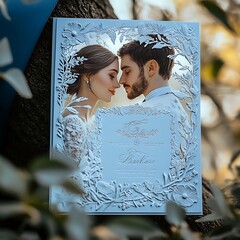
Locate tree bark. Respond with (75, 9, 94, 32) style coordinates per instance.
(3, 0, 221, 236)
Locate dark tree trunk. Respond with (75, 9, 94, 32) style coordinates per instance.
(2, 0, 221, 236)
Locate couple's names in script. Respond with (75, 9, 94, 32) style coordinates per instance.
(115, 119, 160, 165)
(118, 148, 155, 164)
(116, 119, 158, 139)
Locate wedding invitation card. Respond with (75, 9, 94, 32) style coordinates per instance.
(50, 18, 202, 214)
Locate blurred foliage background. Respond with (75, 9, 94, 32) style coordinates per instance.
(110, 0, 240, 185)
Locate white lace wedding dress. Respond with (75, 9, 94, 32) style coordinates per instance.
(62, 114, 94, 167)
(63, 111, 99, 185)
(61, 96, 94, 165)
(54, 97, 101, 210)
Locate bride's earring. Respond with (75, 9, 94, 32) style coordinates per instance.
(85, 78, 98, 98)
(85, 79, 90, 87)
(85, 79, 92, 92)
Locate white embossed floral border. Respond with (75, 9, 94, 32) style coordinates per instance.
(53, 20, 200, 212)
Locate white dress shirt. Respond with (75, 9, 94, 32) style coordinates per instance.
(142, 86, 191, 160)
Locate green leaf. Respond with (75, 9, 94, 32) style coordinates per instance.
(2, 68, 32, 98)
(66, 207, 89, 240)
(30, 156, 74, 186)
(0, 0, 11, 20)
(61, 179, 84, 195)
(19, 232, 41, 240)
(199, 0, 236, 33)
(180, 222, 201, 240)
(0, 202, 40, 224)
(228, 149, 240, 173)
(0, 230, 18, 240)
(207, 224, 239, 239)
(107, 217, 166, 239)
(195, 212, 222, 222)
(165, 201, 186, 226)
(211, 58, 224, 78)
(0, 155, 28, 197)
(0, 37, 13, 67)
(208, 183, 234, 220)
(109, 216, 157, 231)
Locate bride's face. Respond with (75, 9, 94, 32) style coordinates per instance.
(90, 59, 120, 102)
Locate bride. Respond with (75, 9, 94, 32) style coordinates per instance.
(62, 44, 120, 166)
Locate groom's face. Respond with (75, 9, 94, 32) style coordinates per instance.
(119, 55, 148, 99)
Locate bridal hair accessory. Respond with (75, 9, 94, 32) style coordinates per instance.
(75, 55, 88, 65)
(69, 54, 88, 68)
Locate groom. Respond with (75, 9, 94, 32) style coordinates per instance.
(117, 36, 191, 160)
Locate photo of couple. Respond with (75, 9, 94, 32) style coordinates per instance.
(62, 39, 189, 167)
(50, 18, 201, 214)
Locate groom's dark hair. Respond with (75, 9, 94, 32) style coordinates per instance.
(118, 35, 175, 80)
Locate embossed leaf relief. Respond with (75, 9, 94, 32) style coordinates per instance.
(55, 106, 198, 211)
(54, 21, 200, 211)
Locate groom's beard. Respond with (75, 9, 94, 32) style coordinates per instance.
(128, 68, 149, 100)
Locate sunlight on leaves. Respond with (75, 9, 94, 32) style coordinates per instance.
(0, 156, 28, 197)
(1, 68, 32, 98)
(0, 0, 11, 20)
(0, 37, 13, 67)
(0, 203, 41, 224)
(165, 201, 186, 226)
(180, 222, 201, 240)
(90, 225, 119, 240)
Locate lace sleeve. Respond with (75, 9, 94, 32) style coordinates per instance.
(62, 115, 88, 166)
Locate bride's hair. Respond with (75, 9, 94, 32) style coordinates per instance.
(67, 44, 118, 95)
